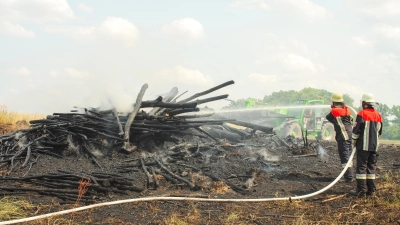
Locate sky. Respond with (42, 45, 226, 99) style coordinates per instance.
(0, 0, 399, 114)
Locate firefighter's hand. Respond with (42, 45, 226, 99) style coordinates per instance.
(351, 139, 357, 149)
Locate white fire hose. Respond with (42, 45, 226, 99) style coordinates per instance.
(0, 106, 358, 225)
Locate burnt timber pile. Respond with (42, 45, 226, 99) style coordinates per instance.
(0, 81, 322, 204)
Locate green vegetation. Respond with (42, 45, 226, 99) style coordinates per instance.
(262, 87, 355, 108)
(379, 104, 400, 140)
(226, 87, 355, 109)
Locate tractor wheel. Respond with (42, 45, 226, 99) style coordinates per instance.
(281, 123, 302, 138)
(319, 123, 335, 141)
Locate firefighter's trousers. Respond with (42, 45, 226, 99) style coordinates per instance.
(356, 150, 378, 193)
(337, 140, 354, 180)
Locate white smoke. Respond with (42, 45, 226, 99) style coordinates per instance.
(258, 148, 280, 161)
(317, 145, 327, 158)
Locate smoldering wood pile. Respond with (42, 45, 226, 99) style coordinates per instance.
(0, 81, 315, 203)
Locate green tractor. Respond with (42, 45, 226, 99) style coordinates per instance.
(272, 99, 335, 140)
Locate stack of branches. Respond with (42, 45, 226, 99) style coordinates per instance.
(0, 170, 144, 204)
(0, 80, 279, 203)
(0, 80, 274, 177)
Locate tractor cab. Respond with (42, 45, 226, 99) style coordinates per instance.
(286, 99, 325, 131)
(279, 99, 334, 140)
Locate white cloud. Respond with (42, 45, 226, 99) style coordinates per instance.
(47, 26, 96, 40)
(0, 0, 74, 38)
(78, 3, 93, 13)
(351, 36, 374, 47)
(256, 35, 323, 74)
(48, 70, 58, 77)
(0, 21, 35, 38)
(8, 88, 20, 94)
(47, 88, 62, 95)
(281, 53, 321, 72)
(230, 0, 270, 11)
(65, 68, 93, 79)
(157, 66, 214, 87)
(264, 36, 316, 57)
(98, 17, 139, 46)
(274, 0, 331, 22)
(8, 67, 31, 76)
(248, 73, 277, 83)
(328, 80, 365, 103)
(376, 53, 400, 73)
(379, 53, 400, 61)
(374, 24, 400, 39)
(349, 0, 400, 18)
(0, 0, 74, 22)
(46, 17, 139, 47)
(163, 18, 205, 42)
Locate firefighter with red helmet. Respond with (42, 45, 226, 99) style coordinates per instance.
(326, 93, 354, 182)
(350, 93, 383, 197)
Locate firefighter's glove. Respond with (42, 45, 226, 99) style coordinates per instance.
(351, 139, 357, 150)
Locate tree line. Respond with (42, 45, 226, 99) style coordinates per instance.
(228, 87, 400, 140)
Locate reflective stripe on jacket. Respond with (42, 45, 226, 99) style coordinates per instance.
(326, 106, 353, 141)
(352, 107, 382, 151)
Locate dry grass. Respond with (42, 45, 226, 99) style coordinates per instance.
(211, 181, 230, 194)
(162, 202, 201, 225)
(0, 196, 85, 225)
(0, 110, 46, 125)
(0, 196, 34, 221)
(0, 110, 46, 134)
(224, 213, 239, 225)
(27, 216, 77, 225)
(163, 214, 188, 225)
(380, 139, 400, 145)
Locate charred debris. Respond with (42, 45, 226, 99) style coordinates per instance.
(0, 81, 318, 203)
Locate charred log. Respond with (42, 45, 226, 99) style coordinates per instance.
(122, 83, 148, 153)
(177, 80, 234, 104)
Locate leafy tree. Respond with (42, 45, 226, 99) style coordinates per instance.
(391, 105, 400, 126)
(381, 124, 400, 140)
(262, 90, 298, 106)
(380, 105, 400, 140)
(343, 94, 355, 108)
(378, 104, 391, 128)
(262, 87, 355, 107)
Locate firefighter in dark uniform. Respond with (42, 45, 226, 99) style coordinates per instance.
(326, 93, 354, 182)
(350, 93, 382, 197)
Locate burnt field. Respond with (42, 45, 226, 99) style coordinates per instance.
(1, 81, 400, 224)
(1, 134, 399, 224)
